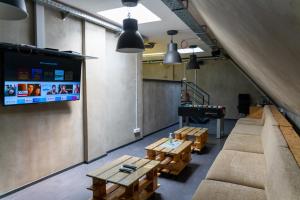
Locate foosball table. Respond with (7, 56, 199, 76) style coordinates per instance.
(178, 104, 226, 138)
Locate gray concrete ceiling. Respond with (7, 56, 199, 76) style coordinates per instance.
(57, 0, 211, 57)
(191, 0, 300, 115)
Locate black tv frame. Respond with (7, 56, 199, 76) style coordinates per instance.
(0, 43, 86, 106)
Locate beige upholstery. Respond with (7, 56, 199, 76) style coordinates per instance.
(265, 147, 300, 200)
(223, 133, 263, 154)
(231, 123, 263, 135)
(206, 150, 266, 189)
(264, 139, 300, 200)
(192, 180, 267, 200)
(236, 117, 263, 126)
(261, 122, 288, 151)
(193, 105, 300, 200)
(262, 106, 278, 126)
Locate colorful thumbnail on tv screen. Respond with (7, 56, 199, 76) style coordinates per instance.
(3, 52, 82, 106)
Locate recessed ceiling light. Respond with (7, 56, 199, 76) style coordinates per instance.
(97, 4, 161, 25)
(178, 47, 203, 54)
(143, 47, 204, 57)
(143, 52, 165, 57)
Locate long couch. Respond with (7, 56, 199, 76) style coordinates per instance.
(192, 105, 300, 200)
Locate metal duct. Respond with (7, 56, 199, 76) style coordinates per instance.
(33, 0, 122, 32)
(161, 0, 215, 48)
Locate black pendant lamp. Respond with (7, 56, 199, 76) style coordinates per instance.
(163, 30, 182, 64)
(116, 0, 144, 53)
(0, 0, 28, 20)
(116, 18, 144, 53)
(122, 0, 139, 7)
(187, 45, 200, 70)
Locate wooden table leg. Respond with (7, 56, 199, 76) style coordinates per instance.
(181, 133, 187, 141)
(124, 181, 139, 200)
(175, 133, 182, 140)
(146, 168, 158, 192)
(92, 179, 106, 200)
(146, 150, 155, 160)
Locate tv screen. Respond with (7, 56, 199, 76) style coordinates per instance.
(3, 52, 82, 106)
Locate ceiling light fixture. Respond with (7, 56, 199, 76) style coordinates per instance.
(116, 0, 144, 53)
(0, 0, 28, 20)
(122, 0, 139, 7)
(163, 30, 182, 64)
(97, 4, 161, 25)
(178, 47, 203, 54)
(187, 45, 200, 70)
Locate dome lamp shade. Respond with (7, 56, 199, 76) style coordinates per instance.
(164, 42, 182, 64)
(163, 30, 182, 64)
(122, 0, 139, 7)
(0, 0, 28, 20)
(116, 18, 145, 53)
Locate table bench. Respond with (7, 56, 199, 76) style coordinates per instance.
(87, 155, 160, 200)
(145, 138, 192, 175)
(174, 127, 208, 152)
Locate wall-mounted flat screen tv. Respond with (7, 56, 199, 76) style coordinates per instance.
(3, 51, 82, 106)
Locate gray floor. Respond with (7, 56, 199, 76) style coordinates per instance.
(2, 119, 236, 200)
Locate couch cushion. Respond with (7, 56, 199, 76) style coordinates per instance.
(206, 150, 266, 189)
(231, 123, 263, 135)
(223, 133, 263, 154)
(265, 146, 300, 200)
(261, 123, 288, 152)
(263, 105, 278, 126)
(192, 180, 267, 200)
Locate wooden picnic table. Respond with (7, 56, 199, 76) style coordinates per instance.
(174, 127, 208, 152)
(87, 155, 160, 200)
(145, 138, 192, 175)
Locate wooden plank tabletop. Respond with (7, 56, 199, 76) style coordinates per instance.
(97, 157, 140, 180)
(171, 141, 193, 154)
(194, 128, 208, 136)
(186, 128, 200, 136)
(87, 155, 131, 178)
(174, 127, 190, 134)
(117, 160, 159, 187)
(147, 138, 192, 155)
(107, 159, 151, 185)
(87, 156, 159, 187)
(145, 138, 168, 150)
(181, 127, 196, 135)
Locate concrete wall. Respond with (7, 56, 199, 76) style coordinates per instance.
(143, 80, 181, 135)
(186, 60, 263, 119)
(83, 22, 107, 161)
(143, 63, 182, 81)
(191, 0, 300, 126)
(0, 2, 34, 44)
(0, 1, 142, 195)
(143, 59, 263, 119)
(83, 23, 142, 162)
(0, 4, 84, 195)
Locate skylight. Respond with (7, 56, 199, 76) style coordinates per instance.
(143, 47, 204, 57)
(178, 47, 204, 54)
(97, 4, 161, 25)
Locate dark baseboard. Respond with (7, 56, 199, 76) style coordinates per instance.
(106, 122, 179, 153)
(0, 121, 192, 199)
(143, 122, 179, 137)
(84, 153, 108, 164)
(106, 137, 143, 154)
(0, 162, 84, 199)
